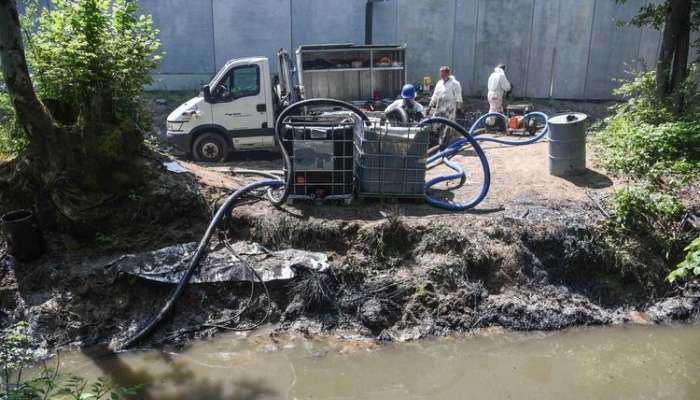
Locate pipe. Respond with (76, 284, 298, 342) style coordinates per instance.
(421, 117, 491, 210)
(423, 111, 549, 210)
(117, 105, 548, 348)
(470, 111, 550, 146)
(117, 179, 284, 350)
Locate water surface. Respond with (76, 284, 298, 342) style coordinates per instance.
(55, 324, 699, 399)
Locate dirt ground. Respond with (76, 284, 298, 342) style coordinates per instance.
(1, 95, 698, 352)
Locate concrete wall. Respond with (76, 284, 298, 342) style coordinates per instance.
(372, 0, 663, 99)
(134, 0, 665, 99)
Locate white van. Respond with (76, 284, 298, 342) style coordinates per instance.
(166, 50, 298, 162)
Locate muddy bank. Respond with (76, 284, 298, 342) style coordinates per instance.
(1, 195, 698, 351)
(1, 95, 697, 351)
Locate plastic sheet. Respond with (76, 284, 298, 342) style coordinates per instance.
(112, 241, 329, 284)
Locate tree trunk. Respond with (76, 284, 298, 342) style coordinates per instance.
(669, 0, 691, 114)
(656, 0, 687, 98)
(0, 0, 54, 162)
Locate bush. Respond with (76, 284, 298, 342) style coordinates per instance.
(0, 322, 141, 399)
(597, 117, 700, 179)
(0, 91, 29, 157)
(607, 186, 684, 233)
(609, 71, 674, 125)
(24, 0, 161, 124)
(667, 236, 700, 282)
(597, 69, 700, 180)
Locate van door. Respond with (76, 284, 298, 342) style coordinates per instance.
(211, 64, 268, 148)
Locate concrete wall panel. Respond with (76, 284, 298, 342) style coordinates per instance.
(397, 0, 456, 83)
(525, 0, 560, 98)
(452, 0, 479, 95)
(638, 27, 661, 73)
(212, 0, 291, 73)
(139, 0, 216, 75)
(372, 0, 399, 44)
(551, 0, 595, 99)
(584, 0, 643, 99)
(119, 0, 669, 100)
(635, 0, 664, 73)
(473, 0, 535, 97)
(291, 0, 365, 50)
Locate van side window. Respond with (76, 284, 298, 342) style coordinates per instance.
(228, 65, 260, 99)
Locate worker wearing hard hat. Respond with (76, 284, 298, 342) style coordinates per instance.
(427, 66, 463, 149)
(487, 63, 511, 113)
(384, 84, 424, 122)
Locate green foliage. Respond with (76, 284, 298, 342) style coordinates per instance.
(597, 117, 700, 179)
(609, 71, 675, 124)
(607, 186, 684, 233)
(0, 90, 29, 157)
(24, 0, 161, 123)
(614, 0, 700, 31)
(667, 236, 700, 282)
(596, 71, 700, 179)
(0, 323, 141, 399)
(0, 322, 34, 381)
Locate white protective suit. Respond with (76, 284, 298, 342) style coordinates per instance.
(487, 67, 511, 113)
(429, 76, 463, 118)
(428, 76, 463, 148)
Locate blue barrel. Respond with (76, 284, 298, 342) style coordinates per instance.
(547, 112, 588, 176)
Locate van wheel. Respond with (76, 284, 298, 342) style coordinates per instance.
(193, 133, 227, 162)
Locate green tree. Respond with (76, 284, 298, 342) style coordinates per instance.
(0, 0, 160, 225)
(616, 0, 699, 113)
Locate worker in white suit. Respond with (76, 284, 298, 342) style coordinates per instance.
(487, 63, 511, 113)
(427, 66, 463, 149)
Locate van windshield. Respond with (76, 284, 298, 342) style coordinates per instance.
(208, 62, 232, 88)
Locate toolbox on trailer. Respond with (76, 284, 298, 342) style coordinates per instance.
(281, 113, 360, 203)
(354, 121, 430, 198)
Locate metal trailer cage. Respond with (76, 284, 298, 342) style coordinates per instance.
(281, 113, 359, 203)
(295, 43, 407, 101)
(354, 120, 430, 199)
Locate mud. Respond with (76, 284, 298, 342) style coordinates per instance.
(2, 195, 698, 351)
(1, 95, 698, 353)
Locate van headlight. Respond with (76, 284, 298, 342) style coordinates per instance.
(167, 121, 184, 132)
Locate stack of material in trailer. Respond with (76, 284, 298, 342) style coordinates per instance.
(281, 113, 360, 203)
(354, 121, 429, 199)
(296, 43, 406, 101)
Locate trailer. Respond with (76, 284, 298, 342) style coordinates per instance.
(296, 43, 406, 101)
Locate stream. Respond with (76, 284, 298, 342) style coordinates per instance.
(49, 323, 699, 399)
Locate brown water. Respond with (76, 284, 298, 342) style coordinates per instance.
(53, 324, 699, 400)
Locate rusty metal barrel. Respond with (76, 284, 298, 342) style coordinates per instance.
(547, 112, 588, 176)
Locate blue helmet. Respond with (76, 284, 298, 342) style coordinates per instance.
(400, 84, 416, 99)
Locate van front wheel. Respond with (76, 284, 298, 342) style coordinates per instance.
(193, 133, 227, 162)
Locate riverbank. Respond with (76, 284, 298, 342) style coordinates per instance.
(0, 96, 698, 352)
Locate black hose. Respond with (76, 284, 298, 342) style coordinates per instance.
(118, 99, 369, 349)
(266, 98, 370, 206)
(116, 179, 283, 350)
